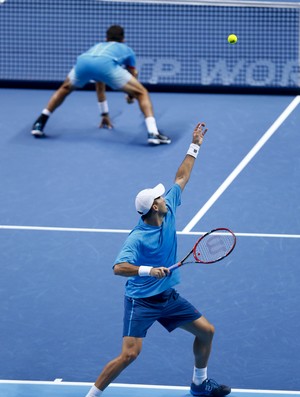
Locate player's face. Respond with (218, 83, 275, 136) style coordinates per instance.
(154, 196, 168, 216)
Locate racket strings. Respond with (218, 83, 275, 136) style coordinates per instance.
(194, 233, 235, 263)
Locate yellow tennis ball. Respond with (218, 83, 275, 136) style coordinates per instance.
(228, 34, 238, 44)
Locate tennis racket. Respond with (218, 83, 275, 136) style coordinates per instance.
(169, 228, 236, 272)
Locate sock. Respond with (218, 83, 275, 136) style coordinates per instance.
(42, 108, 51, 116)
(85, 385, 103, 397)
(192, 366, 207, 385)
(145, 116, 159, 135)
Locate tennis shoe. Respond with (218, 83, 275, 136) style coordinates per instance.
(148, 132, 171, 145)
(190, 379, 231, 397)
(31, 122, 46, 138)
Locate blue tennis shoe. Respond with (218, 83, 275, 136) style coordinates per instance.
(190, 379, 231, 397)
(147, 132, 171, 145)
(31, 121, 46, 138)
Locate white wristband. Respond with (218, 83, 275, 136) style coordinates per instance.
(138, 266, 153, 277)
(187, 143, 200, 158)
(99, 100, 109, 115)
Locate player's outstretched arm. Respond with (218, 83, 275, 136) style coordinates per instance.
(175, 122, 208, 191)
(95, 82, 113, 129)
(125, 66, 138, 104)
(114, 262, 169, 278)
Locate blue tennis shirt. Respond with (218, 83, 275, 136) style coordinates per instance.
(83, 41, 136, 68)
(114, 184, 182, 298)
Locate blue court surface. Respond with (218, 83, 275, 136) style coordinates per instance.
(1, 382, 300, 397)
(0, 88, 300, 396)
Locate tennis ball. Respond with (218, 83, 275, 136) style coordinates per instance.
(228, 34, 238, 44)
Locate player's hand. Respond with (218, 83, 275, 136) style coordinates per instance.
(99, 114, 113, 129)
(150, 267, 170, 279)
(126, 95, 135, 104)
(192, 122, 208, 146)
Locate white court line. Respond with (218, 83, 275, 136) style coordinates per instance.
(0, 380, 300, 394)
(1, 97, 299, 241)
(0, 225, 130, 234)
(182, 95, 300, 233)
(176, 231, 300, 239)
(0, 225, 300, 238)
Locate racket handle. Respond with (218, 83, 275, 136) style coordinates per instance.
(168, 262, 182, 272)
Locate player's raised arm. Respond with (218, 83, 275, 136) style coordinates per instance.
(175, 122, 208, 191)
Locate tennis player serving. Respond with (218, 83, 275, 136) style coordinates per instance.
(84, 122, 231, 397)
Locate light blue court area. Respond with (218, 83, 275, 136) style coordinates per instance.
(1, 382, 300, 397)
(0, 89, 300, 393)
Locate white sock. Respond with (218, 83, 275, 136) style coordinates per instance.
(145, 116, 158, 135)
(192, 366, 207, 385)
(85, 385, 103, 397)
(42, 108, 51, 116)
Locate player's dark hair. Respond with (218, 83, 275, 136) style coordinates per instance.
(106, 25, 124, 42)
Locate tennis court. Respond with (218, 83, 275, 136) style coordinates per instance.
(1, 382, 300, 397)
(0, 0, 300, 396)
(0, 89, 299, 397)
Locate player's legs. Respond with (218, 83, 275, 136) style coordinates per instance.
(180, 316, 214, 368)
(31, 77, 76, 137)
(122, 77, 154, 117)
(122, 76, 171, 145)
(181, 317, 231, 397)
(85, 336, 143, 397)
(46, 77, 75, 112)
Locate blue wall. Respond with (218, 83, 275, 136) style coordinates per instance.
(0, 0, 299, 89)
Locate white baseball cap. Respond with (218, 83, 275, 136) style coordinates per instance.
(135, 183, 165, 215)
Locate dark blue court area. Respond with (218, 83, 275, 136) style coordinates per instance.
(0, 89, 300, 396)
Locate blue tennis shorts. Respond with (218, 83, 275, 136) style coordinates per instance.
(68, 55, 132, 90)
(123, 288, 202, 337)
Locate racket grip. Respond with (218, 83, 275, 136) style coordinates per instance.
(168, 262, 181, 272)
